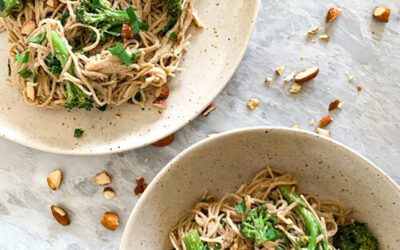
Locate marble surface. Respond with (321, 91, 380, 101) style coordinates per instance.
(1, 0, 400, 249)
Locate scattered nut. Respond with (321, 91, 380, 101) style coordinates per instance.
(152, 134, 175, 147)
(134, 176, 148, 195)
(152, 99, 167, 110)
(289, 83, 302, 94)
(348, 76, 355, 83)
(319, 115, 333, 128)
(26, 85, 35, 101)
(47, 170, 62, 191)
(319, 34, 330, 41)
(202, 103, 216, 117)
(284, 71, 296, 83)
(264, 77, 272, 83)
(315, 128, 331, 137)
(265, 241, 279, 248)
(21, 20, 36, 35)
(373, 6, 391, 23)
(300, 55, 306, 61)
(94, 171, 111, 186)
(326, 8, 343, 23)
(177, 31, 183, 45)
(308, 27, 320, 35)
(329, 99, 342, 111)
(103, 187, 116, 200)
(309, 119, 315, 126)
(155, 85, 169, 99)
(121, 24, 133, 40)
(292, 125, 300, 129)
(52, 0, 60, 8)
(294, 67, 319, 83)
(275, 66, 285, 75)
(51, 205, 70, 226)
(247, 98, 260, 110)
(356, 86, 362, 92)
(207, 133, 219, 138)
(101, 212, 119, 231)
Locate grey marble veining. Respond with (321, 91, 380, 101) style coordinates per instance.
(1, 0, 400, 249)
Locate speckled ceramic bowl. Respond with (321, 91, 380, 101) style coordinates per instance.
(120, 127, 400, 250)
(0, 0, 260, 155)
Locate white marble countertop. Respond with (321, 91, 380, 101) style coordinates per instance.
(1, 0, 400, 249)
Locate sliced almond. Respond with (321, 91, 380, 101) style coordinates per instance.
(294, 67, 319, 83)
(309, 119, 315, 126)
(264, 77, 272, 83)
(247, 98, 260, 110)
(202, 103, 216, 117)
(373, 6, 391, 23)
(348, 76, 355, 83)
(356, 86, 362, 92)
(315, 128, 331, 137)
(289, 83, 302, 94)
(319, 34, 330, 41)
(308, 27, 320, 35)
(51, 205, 70, 226)
(94, 171, 111, 186)
(275, 66, 285, 75)
(155, 85, 169, 99)
(284, 71, 296, 83)
(176, 31, 183, 45)
(326, 8, 343, 23)
(152, 134, 174, 147)
(192, 9, 204, 28)
(134, 176, 148, 195)
(101, 212, 119, 231)
(103, 187, 116, 200)
(47, 170, 62, 190)
(319, 115, 333, 128)
(152, 99, 167, 110)
(121, 24, 133, 40)
(21, 20, 36, 35)
(329, 99, 342, 111)
(299, 55, 306, 61)
(26, 85, 35, 101)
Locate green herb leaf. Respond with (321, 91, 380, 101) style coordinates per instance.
(50, 66, 62, 75)
(126, 6, 148, 36)
(96, 104, 107, 111)
(264, 227, 282, 241)
(105, 26, 122, 37)
(32, 71, 37, 83)
(74, 128, 84, 138)
(161, 17, 177, 36)
(169, 31, 178, 39)
(15, 51, 30, 64)
(45, 53, 62, 75)
(134, 91, 141, 102)
(276, 246, 284, 250)
(131, 50, 141, 63)
(235, 200, 246, 214)
(109, 43, 132, 66)
(60, 11, 70, 26)
(29, 30, 47, 44)
(139, 22, 149, 31)
(18, 69, 32, 79)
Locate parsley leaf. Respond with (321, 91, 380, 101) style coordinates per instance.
(235, 200, 246, 214)
(60, 11, 69, 26)
(18, 69, 32, 79)
(45, 53, 62, 75)
(134, 92, 141, 102)
(74, 128, 84, 138)
(169, 31, 178, 39)
(15, 51, 30, 64)
(109, 43, 132, 66)
(131, 50, 141, 62)
(126, 6, 148, 36)
(29, 30, 47, 44)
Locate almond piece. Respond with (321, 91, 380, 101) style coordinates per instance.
(315, 128, 331, 137)
(155, 85, 169, 99)
(53, 0, 60, 8)
(284, 71, 296, 83)
(356, 86, 362, 92)
(176, 31, 183, 45)
(103, 187, 116, 200)
(264, 77, 272, 83)
(294, 67, 319, 83)
(329, 99, 342, 111)
(152, 134, 174, 147)
(94, 171, 111, 186)
(202, 103, 216, 117)
(373, 6, 391, 23)
(308, 27, 320, 35)
(47, 170, 62, 190)
(101, 212, 119, 231)
(319, 34, 330, 41)
(21, 20, 36, 35)
(247, 98, 260, 110)
(326, 8, 343, 23)
(309, 119, 315, 126)
(152, 99, 167, 110)
(26, 85, 35, 101)
(275, 66, 284, 75)
(134, 176, 148, 195)
(51, 205, 70, 226)
(289, 83, 302, 94)
(319, 115, 333, 128)
(121, 24, 133, 40)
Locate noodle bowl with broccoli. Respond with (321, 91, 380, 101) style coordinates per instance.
(0, 0, 201, 110)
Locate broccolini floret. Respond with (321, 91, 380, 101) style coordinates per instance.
(333, 222, 379, 250)
(161, 0, 182, 36)
(0, 0, 24, 17)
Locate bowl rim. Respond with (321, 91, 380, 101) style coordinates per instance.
(0, 0, 261, 156)
(119, 126, 400, 249)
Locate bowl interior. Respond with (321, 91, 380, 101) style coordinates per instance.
(0, 0, 259, 154)
(120, 127, 400, 250)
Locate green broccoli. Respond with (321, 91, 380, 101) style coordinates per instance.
(240, 205, 283, 247)
(278, 185, 329, 250)
(50, 31, 93, 110)
(161, 0, 182, 36)
(333, 222, 379, 250)
(182, 230, 221, 250)
(0, 0, 24, 17)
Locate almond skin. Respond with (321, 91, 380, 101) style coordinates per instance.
(155, 85, 169, 99)
(51, 205, 70, 226)
(101, 212, 119, 231)
(152, 134, 174, 147)
(329, 99, 342, 111)
(373, 6, 391, 23)
(21, 20, 36, 35)
(134, 176, 148, 195)
(121, 24, 133, 40)
(94, 171, 111, 186)
(152, 99, 167, 110)
(294, 67, 319, 83)
(47, 170, 62, 190)
(326, 8, 342, 23)
(319, 115, 333, 128)
(202, 103, 216, 117)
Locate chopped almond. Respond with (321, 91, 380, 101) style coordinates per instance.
(264, 77, 272, 83)
(294, 67, 319, 83)
(373, 6, 391, 23)
(51, 205, 70, 226)
(26, 85, 35, 101)
(103, 187, 116, 200)
(47, 170, 62, 190)
(308, 27, 320, 35)
(247, 98, 260, 110)
(53, 0, 60, 8)
(316, 128, 331, 137)
(356, 86, 362, 92)
(319, 34, 330, 41)
(121, 24, 133, 40)
(155, 85, 169, 99)
(134, 176, 148, 195)
(202, 103, 216, 117)
(309, 119, 315, 126)
(21, 20, 36, 35)
(152, 99, 167, 110)
(326, 8, 343, 23)
(284, 71, 296, 83)
(176, 32, 183, 45)
(275, 66, 285, 75)
(299, 55, 306, 61)
(319, 115, 333, 128)
(101, 212, 119, 231)
(348, 76, 355, 83)
(94, 171, 111, 186)
(152, 134, 174, 147)
(329, 99, 342, 111)
(290, 83, 302, 94)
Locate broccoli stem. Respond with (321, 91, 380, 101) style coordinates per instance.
(0, 0, 24, 17)
(278, 185, 329, 250)
(183, 230, 203, 250)
(50, 31, 93, 110)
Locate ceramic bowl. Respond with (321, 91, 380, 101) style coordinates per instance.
(120, 127, 400, 250)
(0, 0, 260, 155)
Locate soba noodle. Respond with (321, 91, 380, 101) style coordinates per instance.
(0, 0, 201, 109)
